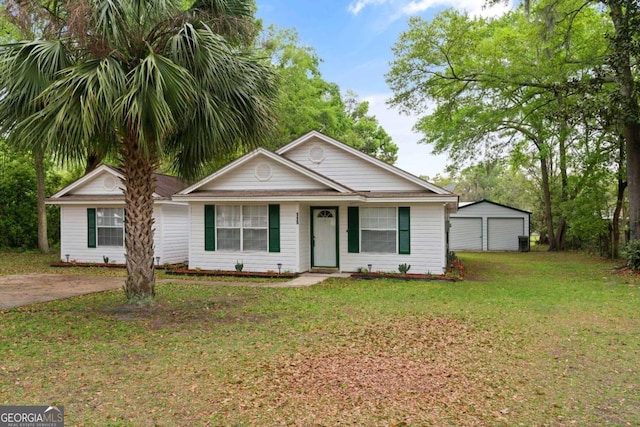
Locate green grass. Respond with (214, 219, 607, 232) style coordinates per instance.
(1, 251, 639, 426)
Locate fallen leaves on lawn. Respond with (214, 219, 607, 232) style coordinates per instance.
(213, 316, 508, 426)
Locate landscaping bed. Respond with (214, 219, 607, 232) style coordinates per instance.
(165, 268, 298, 279)
(50, 261, 184, 270)
(51, 262, 298, 279)
(350, 272, 460, 281)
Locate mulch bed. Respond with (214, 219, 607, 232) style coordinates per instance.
(50, 262, 298, 279)
(350, 272, 460, 282)
(50, 262, 181, 270)
(166, 269, 298, 279)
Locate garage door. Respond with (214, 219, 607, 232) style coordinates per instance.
(450, 217, 482, 251)
(488, 218, 524, 251)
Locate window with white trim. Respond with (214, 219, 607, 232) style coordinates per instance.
(216, 205, 267, 251)
(361, 207, 396, 253)
(97, 208, 124, 246)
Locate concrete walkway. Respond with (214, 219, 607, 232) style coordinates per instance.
(266, 271, 350, 288)
(0, 272, 350, 309)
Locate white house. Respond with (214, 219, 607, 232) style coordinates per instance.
(46, 165, 189, 265)
(449, 199, 531, 251)
(173, 131, 459, 274)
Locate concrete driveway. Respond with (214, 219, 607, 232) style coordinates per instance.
(0, 272, 349, 309)
(0, 274, 124, 309)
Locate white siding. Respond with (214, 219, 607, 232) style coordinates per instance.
(338, 203, 447, 274)
(200, 156, 330, 191)
(449, 217, 483, 251)
(59, 205, 127, 263)
(71, 171, 124, 195)
(157, 204, 189, 264)
(283, 137, 425, 192)
(59, 204, 183, 263)
(450, 201, 530, 251)
(188, 202, 300, 273)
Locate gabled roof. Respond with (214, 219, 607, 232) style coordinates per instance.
(458, 199, 532, 214)
(177, 147, 353, 195)
(276, 131, 453, 195)
(49, 164, 187, 200)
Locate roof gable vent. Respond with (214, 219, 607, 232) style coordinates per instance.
(309, 145, 325, 163)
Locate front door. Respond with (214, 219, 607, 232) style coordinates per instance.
(312, 208, 337, 267)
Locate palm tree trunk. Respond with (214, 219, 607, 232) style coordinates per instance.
(34, 148, 49, 253)
(121, 136, 156, 304)
(85, 151, 103, 174)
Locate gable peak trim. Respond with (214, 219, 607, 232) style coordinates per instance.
(276, 131, 453, 195)
(178, 146, 352, 195)
(50, 164, 123, 198)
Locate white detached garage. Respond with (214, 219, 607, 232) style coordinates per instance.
(449, 200, 531, 251)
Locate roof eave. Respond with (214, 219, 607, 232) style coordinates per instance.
(172, 194, 365, 203)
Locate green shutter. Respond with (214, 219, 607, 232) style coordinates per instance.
(204, 205, 215, 251)
(398, 207, 410, 254)
(268, 204, 280, 252)
(87, 208, 96, 248)
(347, 206, 359, 253)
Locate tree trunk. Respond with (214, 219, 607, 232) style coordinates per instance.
(612, 178, 627, 258)
(555, 217, 567, 251)
(625, 123, 640, 240)
(612, 134, 627, 258)
(540, 156, 558, 250)
(85, 151, 103, 175)
(34, 148, 49, 253)
(609, 1, 640, 240)
(121, 136, 156, 304)
(556, 92, 569, 251)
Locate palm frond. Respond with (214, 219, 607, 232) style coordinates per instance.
(187, 0, 258, 46)
(0, 39, 70, 153)
(157, 21, 277, 179)
(117, 51, 197, 160)
(9, 56, 127, 163)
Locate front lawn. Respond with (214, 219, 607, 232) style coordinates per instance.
(1, 251, 639, 425)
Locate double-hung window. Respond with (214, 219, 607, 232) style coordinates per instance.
(216, 205, 268, 251)
(360, 207, 396, 253)
(96, 208, 124, 246)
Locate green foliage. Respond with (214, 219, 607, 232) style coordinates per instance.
(235, 260, 244, 272)
(386, 1, 624, 248)
(623, 239, 640, 271)
(398, 263, 411, 274)
(0, 142, 62, 249)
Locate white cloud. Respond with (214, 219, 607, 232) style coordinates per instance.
(401, 0, 513, 18)
(350, 0, 514, 20)
(348, 0, 390, 15)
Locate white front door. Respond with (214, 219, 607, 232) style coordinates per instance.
(312, 208, 337, 267)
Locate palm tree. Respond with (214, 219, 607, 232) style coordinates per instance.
(0, 0, 277, 304)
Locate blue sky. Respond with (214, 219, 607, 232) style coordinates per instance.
(255, 0, 514, 178)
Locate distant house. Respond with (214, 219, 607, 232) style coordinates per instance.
(46, 165, 189, 265)
(173, 131, 458, 273)
(449, 199, 531, 251)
